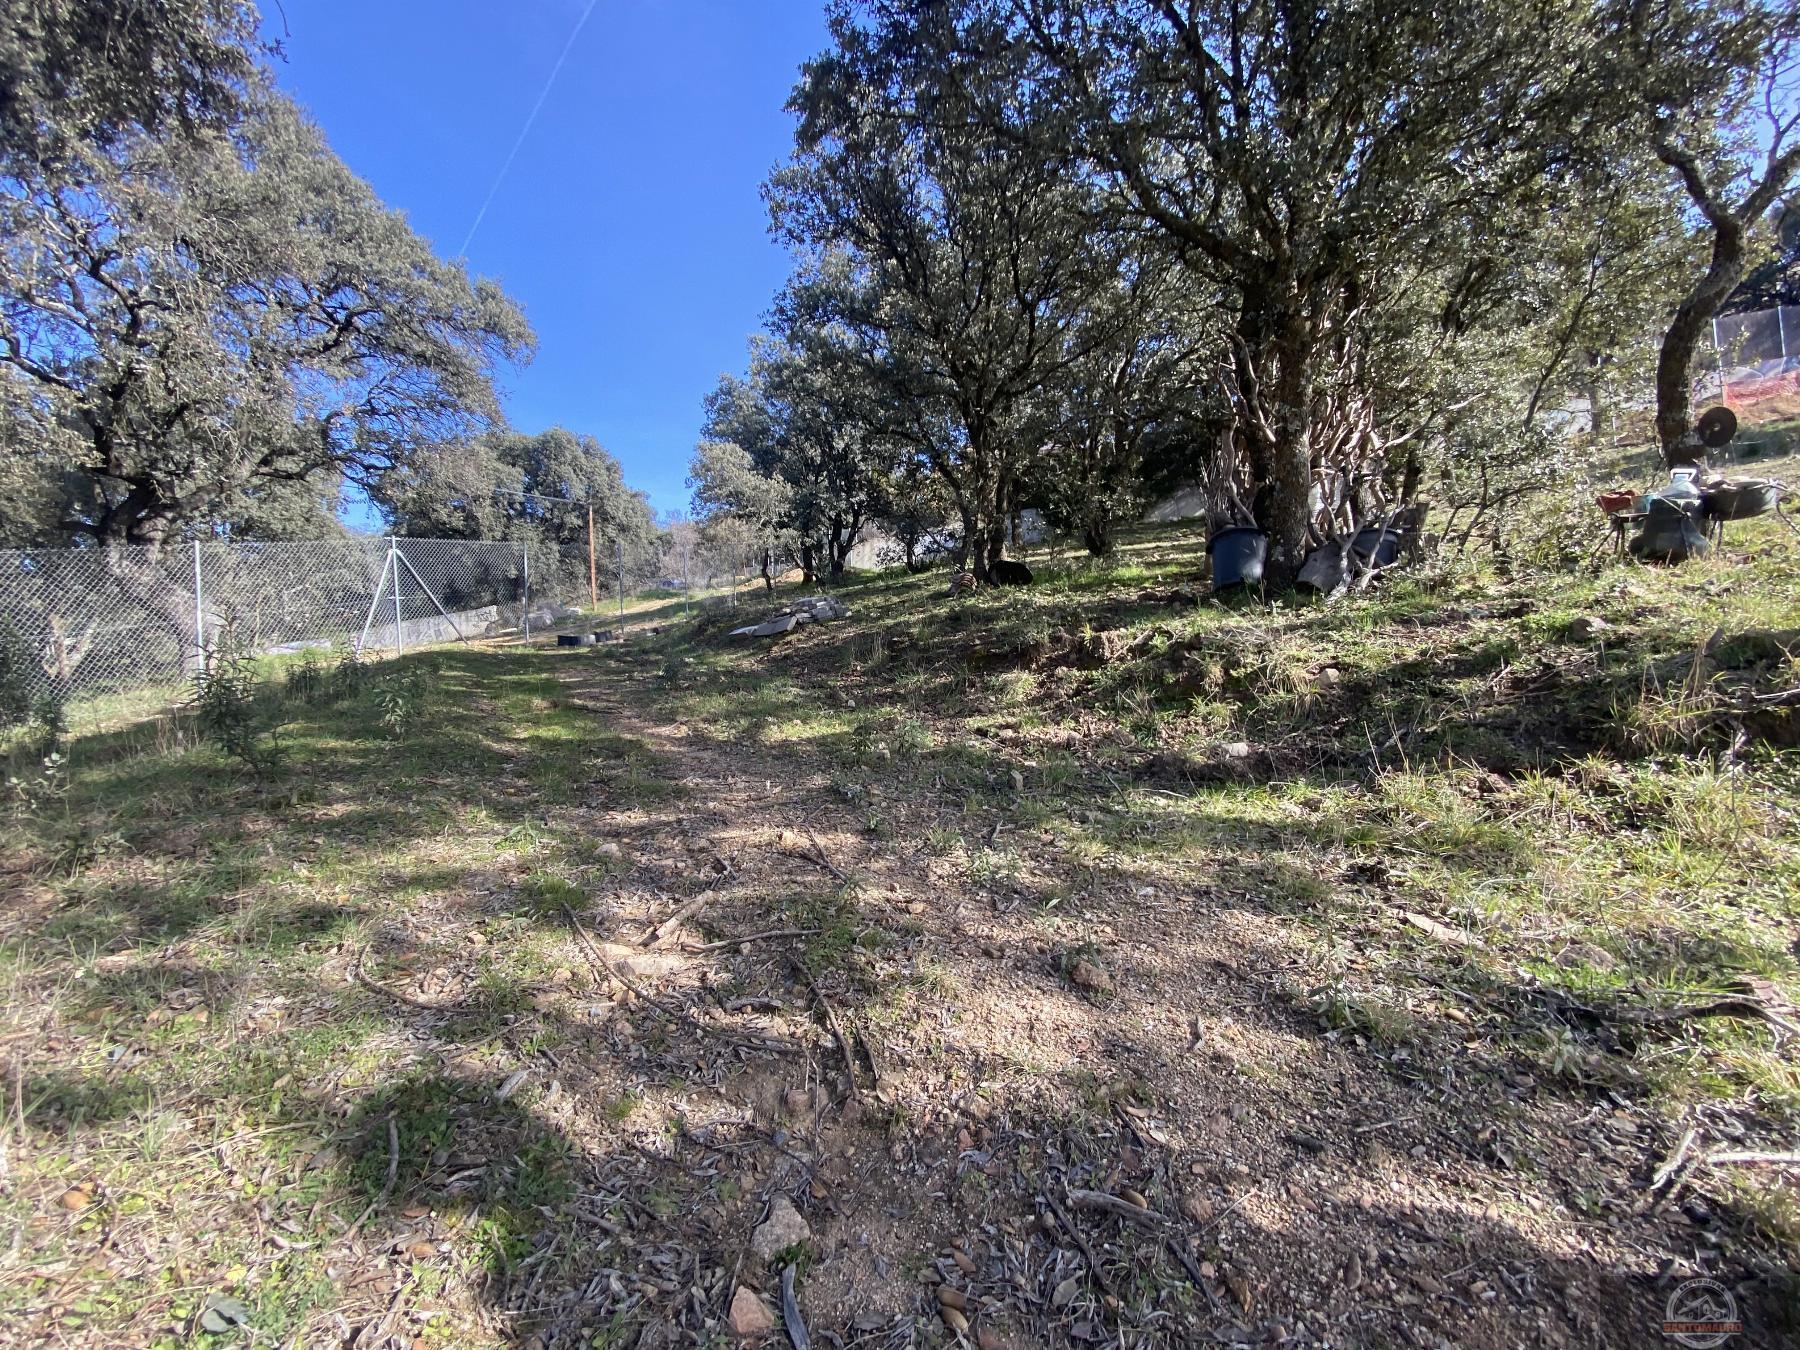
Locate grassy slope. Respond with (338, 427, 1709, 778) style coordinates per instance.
(1, 458, 1798, 1346)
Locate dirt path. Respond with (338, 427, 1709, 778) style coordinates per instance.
(507, 648, 1754, 1349)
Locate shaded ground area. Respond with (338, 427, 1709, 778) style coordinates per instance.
(2, 493, 1799, 1347)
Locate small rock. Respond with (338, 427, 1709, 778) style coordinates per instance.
(1180, 1193, 1214, 1223)
(1069, 959, 1111, 993)
(728, 1285, 776, 1337)
(750, 1195, 811, 1263)
(1221, 741, 1252, 760)
(1051, 1275, 1081, 1307)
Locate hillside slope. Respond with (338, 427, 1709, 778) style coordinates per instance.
(3, 480, 1797, 1347)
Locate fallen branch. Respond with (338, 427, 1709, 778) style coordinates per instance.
(788, 954, 860, 1100)
(1704, 1149, 1800, 1168)
(562, 902, 797, 1055)
(352, 946, 439, 1011)
(1165, 1237, 1228, 1317)
(641, 875, 727, 949)
(1066, 1188, 1168, 1227)
(782, 827, 847, 882)
(685, 927, 822, 953)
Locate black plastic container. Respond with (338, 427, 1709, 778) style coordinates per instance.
(1350, 524, 1403, 567)
(1208, 526, 1268, 591)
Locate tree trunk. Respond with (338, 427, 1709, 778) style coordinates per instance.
(954, 502, 978, 573)
(760, 549, 775, 593)
(1585, 352, 1606, 438)
(1260, 326, 1317, 584)
(798, 542, 817, 585)
(827, 514, 847, 578)
(1655, 217, 1746, 463)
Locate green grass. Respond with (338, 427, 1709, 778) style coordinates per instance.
(0, 644, 672, 1344)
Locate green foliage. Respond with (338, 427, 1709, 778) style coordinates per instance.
(283, 650, 332, 705)
(371, 666, 429, 739)
(189, 640, 282, 776)
(0, 30, 533, 548)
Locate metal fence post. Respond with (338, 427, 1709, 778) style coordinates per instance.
(616, 538, 626, 640)
(390, 539, 404, 657)
(522, 545, 531, 642)
(192, 539, 206, 665)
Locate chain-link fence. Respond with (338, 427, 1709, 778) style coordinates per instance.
(0, 537, 529, 723)
(1696, 303, 1800, 422)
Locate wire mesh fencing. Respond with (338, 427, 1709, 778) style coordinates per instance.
(1696, 303, 1800, 425)
(0, 537, 529, 725)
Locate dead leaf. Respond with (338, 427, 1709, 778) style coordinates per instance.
(57, 1183, 95, 1211)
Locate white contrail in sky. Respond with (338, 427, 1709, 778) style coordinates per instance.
(458, 0, 601, 257)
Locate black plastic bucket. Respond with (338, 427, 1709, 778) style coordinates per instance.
(556, 633, 595, 647)
(1208, 526, 1268, 591)
(1350, 525, 1402, 567)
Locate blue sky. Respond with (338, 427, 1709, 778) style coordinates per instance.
(264, 0, 826, 517)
